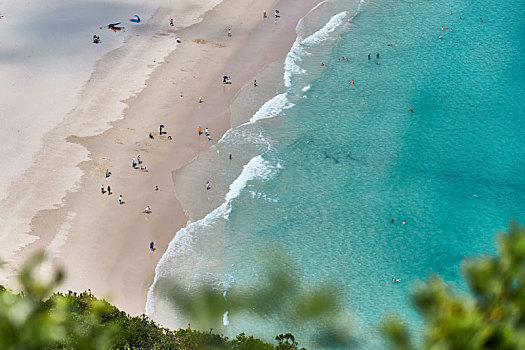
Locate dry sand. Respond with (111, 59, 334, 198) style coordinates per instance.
(0, 0, 322, 316)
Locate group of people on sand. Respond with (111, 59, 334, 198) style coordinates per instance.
(99, 126, 175, 252)
(198, 126, 213, 141)
(132, 154, 149, 172)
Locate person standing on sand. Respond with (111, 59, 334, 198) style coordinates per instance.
(229, 153, 232, 160)
(155, 185, 159, 191)
(137, 155, 142, 164)
(206, 181, 210, 190)
(150, 242, 155, 251)
(227, 29, 232, 37)
(170, 18, 174, 26)
(119, 195, 123, 204)
(107, 185, 111, 195)
(254, 80, 257, 87)
(263, 10, 267, 18)
(101, 184, 105, 194)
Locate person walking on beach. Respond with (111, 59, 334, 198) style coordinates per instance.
(159, 124, 165, 135)
(107, 185, 111, 195)
(170, 18, 174, 26)
(206, 181, 211, 190)
(254, 80, 257, 87)
(227, 28, 232, 37)
(205, 127, 209, 135)
(150, 241, 155, 251)
(263, 10, 267, 18)
(101, 184, 105, 194)
(199, 96, 203, 103)
(229, 153, 232, 160)
(137, 155, 142, 164)
(155, 185, 159, 192)
(132, 158, 136, 168)
(119, 195, 123, 204)
(198, 126, 202, 135)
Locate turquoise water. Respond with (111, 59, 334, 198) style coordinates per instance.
(149, 0, 524, 347)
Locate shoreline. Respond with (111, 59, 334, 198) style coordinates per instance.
(2, 0, 323, 317)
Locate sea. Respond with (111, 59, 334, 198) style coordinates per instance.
(147, 0, 525, 348)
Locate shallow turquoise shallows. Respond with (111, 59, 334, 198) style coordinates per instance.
(153, 0, 525, 347)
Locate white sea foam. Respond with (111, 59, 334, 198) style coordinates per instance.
(301, 85, 311, 92)
(146, 155, 273, 316)
(302, 11, 348, 45)
(284, 11, 348, 88)
(223, 311, 230, 326)
(245, 93, 295, 125)
(284, 38, 307, 87)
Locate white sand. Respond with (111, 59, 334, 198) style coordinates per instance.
(0, 0, 222, 275)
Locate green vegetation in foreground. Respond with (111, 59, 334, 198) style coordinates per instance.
(0, 222, 524, 349)
(0, 253, 303, 350)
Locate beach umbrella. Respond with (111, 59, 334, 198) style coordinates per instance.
(130, 15, 140, 23)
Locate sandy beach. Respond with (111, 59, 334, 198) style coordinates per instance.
(0, 0, 322, 316)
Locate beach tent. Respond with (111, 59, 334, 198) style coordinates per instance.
(108, 22, 123, 31)
(130, 15, 140, 23)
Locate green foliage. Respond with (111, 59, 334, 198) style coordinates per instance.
(159, 251, 355, 348)
(0, 253, 300, 349)
(0, 252, 115, 350)
(3, 223, 524, 349)
(382, 222, 525, 349)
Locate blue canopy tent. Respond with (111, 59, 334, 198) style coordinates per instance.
(130, 15, 140, 23)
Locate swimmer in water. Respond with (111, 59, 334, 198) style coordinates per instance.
(391, 219, 395, 223)
(321, 62, 325, 66)
(375, 60, 380, 65)
(402, 220, 407, 225)
(409, 108, 414, 113)
(392, 278, 400, 283)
